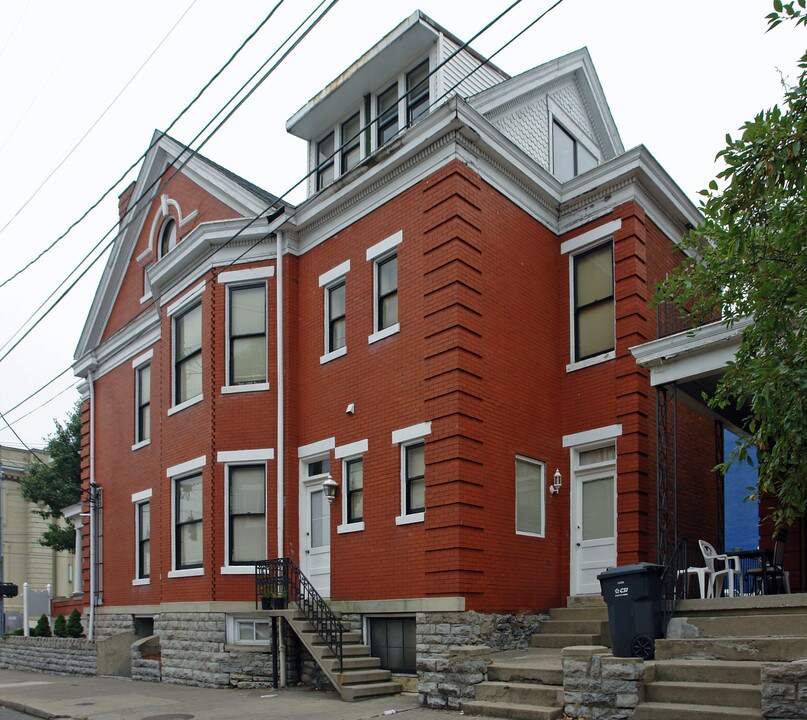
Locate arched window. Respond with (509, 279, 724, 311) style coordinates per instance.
(159, 217, 177, 258)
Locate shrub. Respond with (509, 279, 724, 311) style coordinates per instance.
(34, 614, 51, 637)
(53, 614, 67, 637)
(66, 609, 83, 638)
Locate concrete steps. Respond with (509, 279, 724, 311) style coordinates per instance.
(632, 702, 762, 719)
(461, 699, 563, 720)
(283, 610, 401, 701)
(655, 635, 807, 661)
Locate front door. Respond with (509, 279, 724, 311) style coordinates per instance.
(300, 459, 331, 597)
(571, 443, 617, 595)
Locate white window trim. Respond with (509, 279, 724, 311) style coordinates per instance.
(368, 323, 400, 345)
(131, 350, 154, 368)
(132, 439, 151, 452)
(166, 281, 205, 317)
(563, 223, 618, 371)
(366, 231, 402, 261)
(222, 278, 268, 392)
(217, 448, 275, 463)
(132, 489, 153, 585)
(368, 233, 402, 343)
(563, 424, 622, 449)
(321, 265, 349, 361)
(515, 455, 545, 539)
(167, 455, 206, 478)
(217, 266, 275, 284)
(392, 423, 431, 524)
(168, 567, 204, 579)
(221, 462, 267, 573)
(133, 359, 152, 451)
(336, 439, 368, 533)
(319, 260, 351, 288)
(298, 437, 335, 458)
(226, 614, 273, 645)
(321, 346, 348, 364)
(167, 393, 204, 416)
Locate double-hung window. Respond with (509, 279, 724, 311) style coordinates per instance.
(175, 473, 203, 571)
(552, 120, 598, 182)
(392, 422, 431, 525)
(515, 456, 545, 537)
(319, 260, 350, 363)
(132, 349, 153, 449)
(366, 231, 402, 344)
(132, 489, 152, 585)
(406, 61, 429, 124)
(573, 243, 614, 362)
(227, 464, 266, 566)
(335, 438, 367, 533)
(377, 82, 399, 146)
(228, 284, 267, 386)
(174, 302, 203, 406)
(316, 132, 335, 191)
(158, 217, 177, 258)
(341, 113, 361, 175)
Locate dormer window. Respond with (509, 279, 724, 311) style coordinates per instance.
(377, 82, 399, 146)
(159, 217, 177, 258)
(406, 61, 429, 124)
(316, 132, 335, 191)
(340, 113, 361, 175)
(552, 121, 598, 182)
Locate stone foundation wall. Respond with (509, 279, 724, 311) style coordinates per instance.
(416, 611, 545, 709)
(131, 635, 161, 683)
(562, 646, 647, 720)
(156, 612, 230, 687)
(95, 613, 134, 641)
(762, 660, 807, 719)
(0, 636, 97, 676)
(419, 645, 491, 710)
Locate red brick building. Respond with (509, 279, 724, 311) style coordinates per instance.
(70, 11, 715, 689)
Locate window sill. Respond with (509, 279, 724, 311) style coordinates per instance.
(131, 439, 151, 452)
(516, 530, 545, 539)
(221, 383, 270, 395)
(167, 394, 204, 416)
(337, 521, 365, 534)
(139, 293, 152, 305)
(395, 512, 424, 526)
(220, 566, 257, 575)
(320, 346, 347, 365)
(132, 578, 151, 586)
(566, 350, 615, 373)
(167, 568, 204, 579)
(368, 323, 399, 345)
(224, 643, 272, 652)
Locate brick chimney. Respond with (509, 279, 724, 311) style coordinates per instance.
(118, 182, 136, 225)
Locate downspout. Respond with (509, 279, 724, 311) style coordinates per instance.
(275, 229, 286, 688)
(88, 370, 96, 641)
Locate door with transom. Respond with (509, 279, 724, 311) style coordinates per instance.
(570, 443, 617, 595)
(300, 458, 331, 597)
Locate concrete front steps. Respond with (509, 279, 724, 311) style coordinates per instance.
(632, 659, 763, 719)
(463, 596, 609, 720)
(282, 610, 401, 701)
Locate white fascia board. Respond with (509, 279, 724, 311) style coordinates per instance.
(630, 317, 750, 387)
(73, 307, 160, 381)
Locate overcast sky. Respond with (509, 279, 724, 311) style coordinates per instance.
(0, 0, 802, 450)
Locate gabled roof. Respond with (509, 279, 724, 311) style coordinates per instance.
(468, 47, 624, 161)
(74, 132, 279, 368)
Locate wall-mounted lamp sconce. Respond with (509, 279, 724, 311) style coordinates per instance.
(549, 468, 562, 495)
(322, 473, 338, 503)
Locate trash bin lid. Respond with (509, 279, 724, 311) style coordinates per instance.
(597, 562, 663, 580)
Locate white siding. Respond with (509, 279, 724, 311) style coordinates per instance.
(439, 35, 505, 99)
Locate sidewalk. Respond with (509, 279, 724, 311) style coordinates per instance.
(0, 670, 454, 720)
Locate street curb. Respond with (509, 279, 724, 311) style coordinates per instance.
(0, 698, 69, 719)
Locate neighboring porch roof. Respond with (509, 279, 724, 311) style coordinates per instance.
(630, 317, 753, 434)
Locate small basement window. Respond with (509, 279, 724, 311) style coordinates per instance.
(368, 616, 416, 674)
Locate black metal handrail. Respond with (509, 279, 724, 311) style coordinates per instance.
(660, 537, 689, 634)
(256, 557, 343, 671)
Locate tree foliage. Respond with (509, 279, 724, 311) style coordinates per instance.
(19, 403, 82, 551)
(66, 610, 83, 638)
(655, 2, 807, 526)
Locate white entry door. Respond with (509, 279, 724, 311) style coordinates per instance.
(300, 460, 331, 597)
(571, 444, 617, 595)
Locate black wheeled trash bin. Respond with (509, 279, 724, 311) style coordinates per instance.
(598, 562, 664, 660)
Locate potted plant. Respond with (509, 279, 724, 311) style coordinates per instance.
(261, 588, 287, 610)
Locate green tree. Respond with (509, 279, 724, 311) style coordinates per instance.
(66, 610, 83, 638)
(20, 403, 82, 551)
(656, 2, 807, 526)
(34, 614, 51, 638)
(53, 614, 67, 638)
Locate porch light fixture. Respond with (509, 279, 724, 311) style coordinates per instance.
(550, 468, 562, 495)
(322, 473, 338, 503)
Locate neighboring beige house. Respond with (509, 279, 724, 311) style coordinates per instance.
(0, 445, 75, 630)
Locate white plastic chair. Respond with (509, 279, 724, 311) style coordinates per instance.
(699, 540, 742, 597)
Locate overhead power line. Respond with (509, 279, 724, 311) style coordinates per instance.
(0, 0, 286, 290)
(0, 0, 338, 367)
(0, 0, 199, 240)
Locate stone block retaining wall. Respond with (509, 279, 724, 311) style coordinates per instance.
(419, 645, 491, 710)
(0, 636, 97, 676)
(562, 646, 646, 720)
(762, 660, 807, 719)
